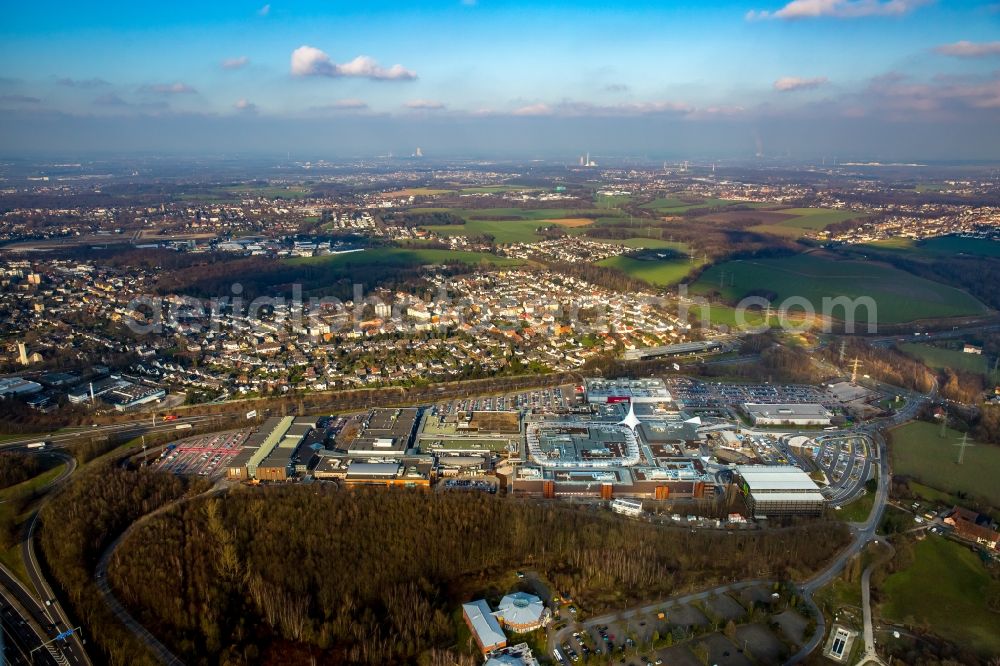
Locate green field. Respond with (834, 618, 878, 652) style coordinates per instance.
(866, 235, 1000, 259)
(899, 342, 998, 380)
(588, 237, 689, 251)
(425, 219, 561, 244)
(409, 207, 620, 221)
(287, 247, 522, 268)
(694, 304, 772, 329)
(640, 197, 742, 213)
(597, 254, 703, 287)
(889, 421, 1000, 507)
(410, 207, 621, 244)
(749, 208, 867, 238)
(881, 536, 1000, 655)
(456, 185, 542, 194)
(835, 489, 876, 522)
(691, 253, 989, 324)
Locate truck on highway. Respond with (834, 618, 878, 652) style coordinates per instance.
(26, 441, 48, 449)
(175, 423, 192, 430)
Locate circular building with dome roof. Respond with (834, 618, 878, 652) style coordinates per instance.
(496, 591, 547, 632)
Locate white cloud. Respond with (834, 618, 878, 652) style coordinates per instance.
(222, 56, 250, 70)
(934, 41, 1000, 58)
(405, 99, 445, 110)
(748, 0, 930, 20)
(512, 103, 553, 116)
(511, 100, 693, 117)
(234, 98, 257, 112)
(774, 76, 829, 91)
(140, 82, 197, 95)
(290, 46, 417, 81)
(258, 4, 270, 16)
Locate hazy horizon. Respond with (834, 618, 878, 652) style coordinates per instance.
(2, 0, 1000, 159)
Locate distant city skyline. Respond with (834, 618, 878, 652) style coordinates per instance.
(1, 0, 999, 158)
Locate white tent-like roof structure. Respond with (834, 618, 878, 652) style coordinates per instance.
(496, 592, 545, 629)
(618, 400, 641, 432)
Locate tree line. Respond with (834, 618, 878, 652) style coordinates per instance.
(107, 486, 850, 665)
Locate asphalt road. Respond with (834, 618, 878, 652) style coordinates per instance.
(93, 485, 228, 666)
(545, 380, 934, 666)
(0, 448, 84, 666)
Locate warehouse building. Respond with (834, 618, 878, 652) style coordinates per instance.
(0, 377, 43, 399)
(310, 457, 434, 487)
(742, 403, 832, 427)
(341, 407, 421, 457)
(226, 416, 295, 481)
(104, 383, 166, 412)
(735, 465, 826, 517)
(462, 599, 507, 654)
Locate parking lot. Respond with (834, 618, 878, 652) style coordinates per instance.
(666, 378, 833, 410)
(155, 429, 250, 477)
(814, 433, 873, 504)
(553, 584, 806, 666)
(434, 384, 576, 415)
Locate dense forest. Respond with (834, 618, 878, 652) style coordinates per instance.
(38, 461, 207, 666)
(0, 450, 51, 489)
(108, 486, 849, 665)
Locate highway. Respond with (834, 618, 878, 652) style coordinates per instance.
(0, 448, 86, 666)
(0, 414, 224, 452)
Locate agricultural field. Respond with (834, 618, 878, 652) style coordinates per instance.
(695, 304, 773, 330)
(384, 187, 453, 197)
(425, 219, 557, 244)
(881, 536, 1000, 656)
(597, 252, 703, 287)
(411, 206, 619, 243)
(409, 206, 619, 221)
(866, 235, 1000, 259)
(457, 185, 541, 194)
(888, 421, 1000, 507)
(899, 342, 998, 381)
(691, 253, 989, 325)
(588, 237, 689, 251)
(640, 196, 744, 214)
(747, 207, 867, 238)
(544, 217, 594, 228)
(288, 247, 522, 269)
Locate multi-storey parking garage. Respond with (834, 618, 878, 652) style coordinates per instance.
(525, 421, 640, 468)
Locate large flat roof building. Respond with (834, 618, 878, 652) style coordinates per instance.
(343, 407, 421, 457)
(0, 377, 43, 399)
(462, 599, 506, 654)
(743, 403, 832, 426)
(584, 378, 671, 404)
(735, 465, 826, 517)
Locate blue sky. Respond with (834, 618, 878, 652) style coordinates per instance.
(1, 0, 998, 157)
